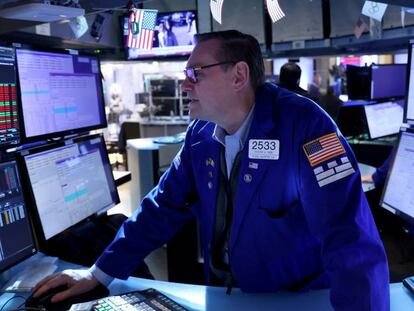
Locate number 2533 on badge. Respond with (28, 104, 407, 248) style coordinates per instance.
(248, 139, 280, 160)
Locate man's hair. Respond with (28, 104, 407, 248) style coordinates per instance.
(194, 30, 265, 91)
(279, 62, 302, 88)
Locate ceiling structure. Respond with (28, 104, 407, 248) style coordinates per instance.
(381, 0, 414, 6)
(0, 1, 414, 56)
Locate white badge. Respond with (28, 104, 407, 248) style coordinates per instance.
(248, 139, 279, 160)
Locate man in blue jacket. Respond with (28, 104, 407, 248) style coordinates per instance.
(34, 30, 390, 310)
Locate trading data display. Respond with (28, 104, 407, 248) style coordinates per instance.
(364, 101, 404, 139)
(15, 49, 106, 139)
(24, 135, 118, 240)
(381, 130, 414, 222)
(0, 161, 36, 272)
(0, 46, 20, 147)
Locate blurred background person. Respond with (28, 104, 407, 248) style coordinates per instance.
(319, 85, 343, 121)
(308, 72, 322, 102)
(108, 83, 124, 122)
(278, 62, 314, 101)
(158, 20, 178, 47)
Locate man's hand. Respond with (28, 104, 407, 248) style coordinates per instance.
(361, 174, 374, 183)
(32, 269, 100, 303)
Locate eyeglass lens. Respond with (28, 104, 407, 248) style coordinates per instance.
(184, 68, 197, 83)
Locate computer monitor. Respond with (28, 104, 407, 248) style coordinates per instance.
(22, 134, 119, 241)
(336, 103, 368, 138)
(380, 127, 414, 224)
(346, 65, 371, 100)
(124, 10, 197, 60)
(0, 45, 21, 148)
(405, 40, 414, 124)
(371, 64, 406, 101)
(364, 100, 404, 139)
(0, 160, 36, 272)
(15, 48, 107, 141)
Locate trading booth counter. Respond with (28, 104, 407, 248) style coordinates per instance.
(110, 277, 414, 311)
(1, 254, 414, 311)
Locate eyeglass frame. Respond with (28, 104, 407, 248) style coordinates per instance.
(183, 61, 237, 84)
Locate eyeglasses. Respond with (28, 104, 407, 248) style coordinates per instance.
(183, 61, 236, 84)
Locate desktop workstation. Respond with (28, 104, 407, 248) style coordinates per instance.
(1, 253, 414, 311)
(2, 32, 414, 311)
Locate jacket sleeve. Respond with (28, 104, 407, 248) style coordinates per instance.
(297, 105, 390, 311)
(94, 123, 198, 279)
(372, 147, 394, 187)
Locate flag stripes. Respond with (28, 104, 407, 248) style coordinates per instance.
(127, 9, 157, 50)
(266, 0, 285, 23)
(303, 133, 346, 167)
(210, 0, 224, 24)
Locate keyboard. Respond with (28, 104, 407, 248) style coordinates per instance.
(91, 288, 188, 311)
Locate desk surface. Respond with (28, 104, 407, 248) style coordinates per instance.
(113, 170, 131, 187)
(1, 254, 414, 311)
(140, 117, 190, 126)
(110, 277, 414, 311)
(127, 137, 184, 150)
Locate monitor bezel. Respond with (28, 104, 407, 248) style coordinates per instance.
(0, 157, 37, 273)
(123, 9, 198, 61)
(0, 43, 23, 150)
(19, 133, 120, 246)
(14, 46, 107, 143)
(404, 40, 414, 125)
(380, 127, 414, 224)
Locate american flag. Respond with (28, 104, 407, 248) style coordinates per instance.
(127, 9, 158, 50)
(303, 133, 345, 167)
(210, 0, 224, 24)
(266, 0, 285, 23)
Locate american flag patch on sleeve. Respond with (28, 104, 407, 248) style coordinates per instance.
(303, 132, 346, 167)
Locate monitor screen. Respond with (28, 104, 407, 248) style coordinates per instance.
(15, 48, 106, 140)
(364, 100, 404, 139)
(0, 160, 36, 272)
(371, 64, 407, 100)
(380, 128, 414, 223)
(23, 134, 119, 240)
(0, 45, 21, 148)
(346, 65, 371, 100)
(405, 40, 414, 124)
(125, 10, 197, 59)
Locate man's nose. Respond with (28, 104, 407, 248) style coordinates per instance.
(181, 77, 194, 92)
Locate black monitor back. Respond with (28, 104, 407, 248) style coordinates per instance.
(346, 65, 371, 100)
(336, 103, 368, 138)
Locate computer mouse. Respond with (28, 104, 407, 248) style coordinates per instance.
(25, 284, 69, 311)
(25, 283, 109, 311)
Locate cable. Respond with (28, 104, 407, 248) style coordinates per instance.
(0, 295, 25, 311)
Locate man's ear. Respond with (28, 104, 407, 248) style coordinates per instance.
(232, 61, 250, 91)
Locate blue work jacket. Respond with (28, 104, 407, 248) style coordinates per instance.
(96, 83, 390, 311)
